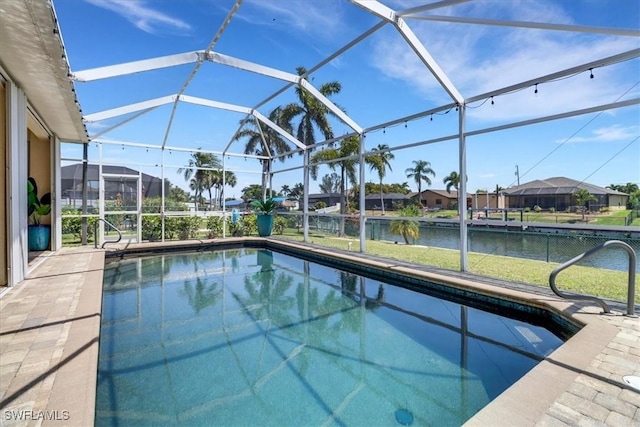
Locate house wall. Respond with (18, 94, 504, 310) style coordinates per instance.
(608, 195, 628, 210)
(0, 82, 6, 287)
(420, 191, 454, 208)
(471, 193, 503, 209)
(28, 128, 51, 226)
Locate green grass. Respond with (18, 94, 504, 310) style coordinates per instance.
(278, 229, 637, 304)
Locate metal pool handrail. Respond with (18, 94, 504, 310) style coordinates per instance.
(549, 240, 636, 317)
(94, 218, 122, 249)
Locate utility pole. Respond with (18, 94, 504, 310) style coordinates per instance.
(515, 164, 520, 186)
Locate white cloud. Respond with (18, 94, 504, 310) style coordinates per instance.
(242, 0, 346, 40)
(556, 124, 639, 143)
(368, 0, 639, 121)
(85, 0, 191, 34)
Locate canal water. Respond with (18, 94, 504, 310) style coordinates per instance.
(350, 220, 639, 272)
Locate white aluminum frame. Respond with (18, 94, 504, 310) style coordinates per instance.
(67, 0, 640, 273)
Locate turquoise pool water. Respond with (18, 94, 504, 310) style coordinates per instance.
(97, 248, 565, 426)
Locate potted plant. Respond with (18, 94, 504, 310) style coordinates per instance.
(251, 198, 277, 237)
(27, 177, 52, 251)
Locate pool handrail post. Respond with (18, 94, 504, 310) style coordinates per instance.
(548, 240, 636, 317)
(94, 217, 122, 249)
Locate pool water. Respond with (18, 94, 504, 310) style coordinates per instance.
(96, 249, 564, 426)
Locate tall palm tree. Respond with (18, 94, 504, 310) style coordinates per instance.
(443, 171, 461, 194)
(290, 182, 304, 200)
(405, 160, 435, 206)
(234, 107, 292, 200)
(178, 150, 221, 211)
(281, 66, 342, 148)
(366, 144, 394, 215)
(215, 170, 237, 207)
(280, 184, 291, 197)
(310, 135, 359, 236)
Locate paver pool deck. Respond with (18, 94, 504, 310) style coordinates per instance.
(1, 240, 638, 427)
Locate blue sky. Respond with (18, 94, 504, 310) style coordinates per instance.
(55, 0, 639, 198)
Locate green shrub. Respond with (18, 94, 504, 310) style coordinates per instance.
(142, 216, 162, 241)
(242, 214, 257, 236)
(61, 207, 97, 241)
(533, 205, 542, 213)
(168, 216, 201, 240)
(314, 201, 327, 210)
(206, 216, 225, 238)
(524, 207, 531, 212)
(549, 207, 555, 213)
(273, 216, 287, 234)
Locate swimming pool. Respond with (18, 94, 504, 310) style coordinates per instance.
(97, 248, 568, 426)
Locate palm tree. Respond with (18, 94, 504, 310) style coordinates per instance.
(574, 189, 597, 221)
(405, 160, 435, 206)
(281, 66, 342, 148)
(215, 170, 237, 207)
(607, 182, 639, 194)
(366, 144, 394, 215)
(178, 150, 221, 211)
(234, 107, 292, 200)
(280, 184, 291, 197)
(290, 182, 304, 200)
(310, 135, 359, 236)
(389, 205, 420, 244)
(443, 171, 461, 194)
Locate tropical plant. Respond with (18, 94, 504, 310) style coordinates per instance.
(281, 66, 342, 148)
(290, 182, 305, 200)
(389, 205, 421, 244)
(234, 107, 292, 200)
(280, 184, 291, 197)
(366, 144, 395, 215)
(607, 182, 639, 194)
(574, 189, 597, 220)
(443, 171, 461, 194)
(213, 170, 237, 208)
(405, 160, 436, 206)
(177, 150, 222, 211)
(251, 198, 278, 215)
(310, 135, 359, 236)
(28, 177, 51, 225)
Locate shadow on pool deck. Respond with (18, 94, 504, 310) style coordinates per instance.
(0, 240, 638, 426)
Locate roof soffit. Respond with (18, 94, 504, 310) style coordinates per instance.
(0, 0, 87, 142)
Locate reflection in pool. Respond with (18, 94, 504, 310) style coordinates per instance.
(97, 249, 565, 426)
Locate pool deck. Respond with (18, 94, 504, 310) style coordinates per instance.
(0, 239, 638, 426)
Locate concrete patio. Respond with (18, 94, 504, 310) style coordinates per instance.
(0, 242, 638, 426)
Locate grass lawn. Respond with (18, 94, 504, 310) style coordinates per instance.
(278, 229, 637, 304)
